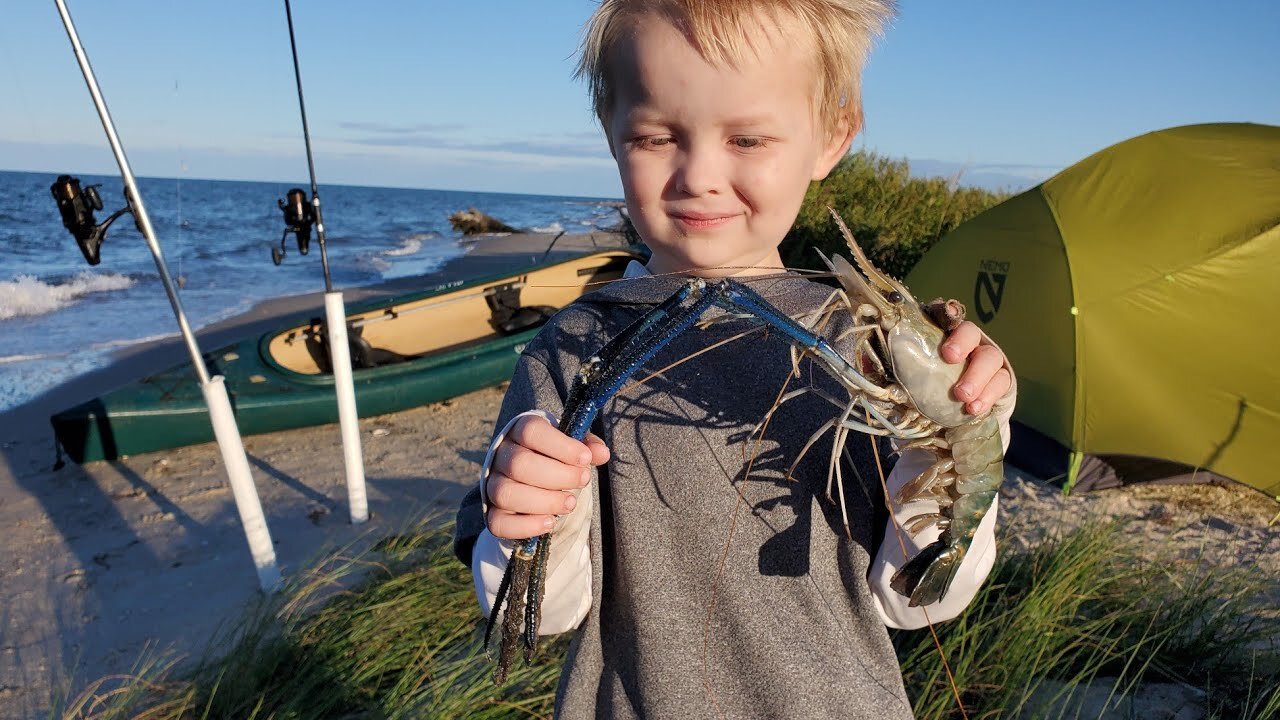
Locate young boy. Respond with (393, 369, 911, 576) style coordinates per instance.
(454, 1, 1015, 717)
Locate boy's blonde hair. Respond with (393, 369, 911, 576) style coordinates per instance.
(576, 0, 897, 135)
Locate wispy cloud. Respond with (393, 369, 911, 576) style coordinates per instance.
(344, 133, 611, 160)
(562, 130, 608, 142)
(338, 120, 467, 134)
(332, 119, 611, 161)
(906, 157, 1060, 191)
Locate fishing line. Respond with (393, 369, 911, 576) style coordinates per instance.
(867, 421, 969, 719)
(174, 79, 188, 289)
(527, 266, 835, 290)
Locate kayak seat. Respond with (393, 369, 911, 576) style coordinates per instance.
(308, 322, 413, 372)
(492, 305, 558, 335)
(486, 283, 557, 335)
(346, 327, 414, 370)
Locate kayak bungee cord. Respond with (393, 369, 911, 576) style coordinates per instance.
(273, 0, 368, 524)
(49, 0, 281, 591)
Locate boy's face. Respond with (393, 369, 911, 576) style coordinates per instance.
(606, 13, 853, 278)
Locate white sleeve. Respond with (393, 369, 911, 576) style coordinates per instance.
(471, 410, 594, 635)
(868, 379, 1016, 629)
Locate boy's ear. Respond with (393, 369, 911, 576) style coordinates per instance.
(812, 108, 862, 181)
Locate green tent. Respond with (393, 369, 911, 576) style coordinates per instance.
(905, 123, 1280, 497)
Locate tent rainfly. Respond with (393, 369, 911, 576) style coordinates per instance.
(905, 123, 1280, 497)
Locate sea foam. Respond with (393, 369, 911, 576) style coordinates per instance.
(0, 352, 59, 365)
(0, 272, 135, 321)
(383, 234, 430, 257)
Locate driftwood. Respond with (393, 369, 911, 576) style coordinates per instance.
(601, 203, 641, 246)
(448, 208, 522, 235)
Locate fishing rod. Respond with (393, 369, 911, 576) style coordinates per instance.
(271, 0, 368, 524)
(50, 0, 281, 592)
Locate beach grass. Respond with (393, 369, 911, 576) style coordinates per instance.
(56, 521, 564, 720)
(893, 521, 1280, 719)
(56, 516, 1278, 719)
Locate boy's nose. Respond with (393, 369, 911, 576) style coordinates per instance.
(674, 144, 723, 196)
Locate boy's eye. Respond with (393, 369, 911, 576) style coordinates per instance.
(731, 136, 766, 149)
(629, 136, 672, 150)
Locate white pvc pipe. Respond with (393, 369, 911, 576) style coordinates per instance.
(324, 292, 368, 524)
(201, 376, 281, 591)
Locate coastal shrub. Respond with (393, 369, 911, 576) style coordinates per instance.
(783, 151, 1011, 280)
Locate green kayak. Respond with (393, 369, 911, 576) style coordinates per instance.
(52, 247, 641, 463)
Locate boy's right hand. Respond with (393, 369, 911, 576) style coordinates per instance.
(485, 415, 610, 540)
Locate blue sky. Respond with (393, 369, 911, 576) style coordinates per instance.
(1, 1, 1276, 197)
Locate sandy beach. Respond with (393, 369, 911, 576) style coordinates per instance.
(1, 232, 1276, 719)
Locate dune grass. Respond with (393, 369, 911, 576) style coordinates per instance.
(56, 524, 565, 720)
(893, 522, 1279, 719)
(56, 515, 1278, 720)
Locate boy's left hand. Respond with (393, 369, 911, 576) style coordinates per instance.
(939, 321, 1012, 416)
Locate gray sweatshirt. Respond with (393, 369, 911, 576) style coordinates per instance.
(454, 272, 1009, 719)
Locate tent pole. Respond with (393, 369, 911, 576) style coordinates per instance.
(1062, 451, 1084, 496)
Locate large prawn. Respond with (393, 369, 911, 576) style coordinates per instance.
(483, 208, 1005, 687)
(802, 210, 1004, 606)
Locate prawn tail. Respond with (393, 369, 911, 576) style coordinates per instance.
(890, 539, 965, 607)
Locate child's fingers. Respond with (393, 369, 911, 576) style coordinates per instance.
(582, 432, 611, 466)
(486, 507, 558, 539)
(488, 471, 580, 515)
(509, 414, 595, 467)
(492, 441, 589, 491)
(939, 321, 981, 364)
(952, 344, 1006, 411)
(967, 367, 1012, 415)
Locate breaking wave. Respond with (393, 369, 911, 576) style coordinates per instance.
(91, 332, 177, 351)
(0, 352, 59, 365)
(0, 272, 135, 321)
(383, 234, 430, 257)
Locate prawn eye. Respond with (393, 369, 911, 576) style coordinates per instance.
(887, 291, 904, 304)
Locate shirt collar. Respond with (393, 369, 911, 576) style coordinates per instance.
(622, 260, 652, 279)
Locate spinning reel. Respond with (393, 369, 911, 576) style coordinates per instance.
(50, 174, 138, 265)
(272, 187, 315, 265)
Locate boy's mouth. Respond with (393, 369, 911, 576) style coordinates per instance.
(668, 211, 738, 231)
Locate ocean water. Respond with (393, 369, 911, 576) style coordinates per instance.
(0, 169, 622, 412)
